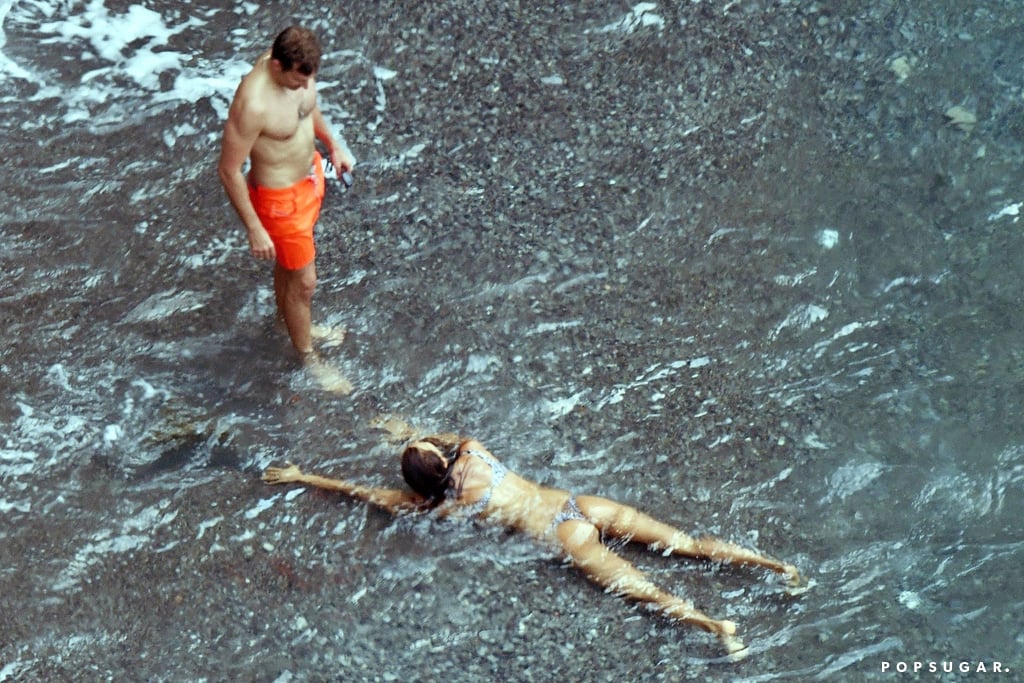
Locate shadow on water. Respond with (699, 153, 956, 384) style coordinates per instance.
(130, 429, 243, 481)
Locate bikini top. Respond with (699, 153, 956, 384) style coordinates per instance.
(454, 448, 508, 516)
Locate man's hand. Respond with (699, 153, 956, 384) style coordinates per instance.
(263, 462, 303, 485)
(329, 145, 355, 177)
(247, 224, 276, 261)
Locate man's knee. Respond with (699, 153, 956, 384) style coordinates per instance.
(299, 270, 317, 295)
(285, 266, 317, 298)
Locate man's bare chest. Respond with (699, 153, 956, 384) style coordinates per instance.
(262, 91, 315, 141)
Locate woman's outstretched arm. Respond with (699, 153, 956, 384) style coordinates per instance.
(262, 463, 426, 514)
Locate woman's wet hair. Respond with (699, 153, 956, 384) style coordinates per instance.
(401, 435, 460, 503)
(271, 26, 321, 76)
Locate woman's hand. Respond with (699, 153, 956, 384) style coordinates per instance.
(262, 462, 303, 485)
(782, 563, 802, 586)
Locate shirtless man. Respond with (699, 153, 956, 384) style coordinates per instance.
(218, 26, 354, 363)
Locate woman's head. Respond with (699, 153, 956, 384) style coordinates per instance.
(401, 436, 460, 501)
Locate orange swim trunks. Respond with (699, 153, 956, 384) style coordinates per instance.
(248, 152, 326, 270)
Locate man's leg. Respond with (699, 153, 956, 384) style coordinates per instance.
(274, 260, 352, 394)
(274, 261, 317, 354)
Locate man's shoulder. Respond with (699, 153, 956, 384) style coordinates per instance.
(230, 70, 270, 118)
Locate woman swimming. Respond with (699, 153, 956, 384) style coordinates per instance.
(262, 434, 801, 655)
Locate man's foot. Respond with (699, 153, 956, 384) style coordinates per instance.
(311, 323, 346, 348)
(302, 352, 354, 395)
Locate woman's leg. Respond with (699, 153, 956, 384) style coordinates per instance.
(575, 495, 800, 583)
(555, 518, 745, 654)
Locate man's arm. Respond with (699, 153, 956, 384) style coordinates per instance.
(311, 106, 354, 176)
(218, 95, 275, 261)
(263, 463, 426, 514)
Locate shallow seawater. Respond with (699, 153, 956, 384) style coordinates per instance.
(2, 1, 1023, 681)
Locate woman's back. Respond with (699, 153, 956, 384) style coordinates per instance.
(447, 441, 571, 541)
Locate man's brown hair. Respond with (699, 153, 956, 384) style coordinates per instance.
(271, 26, 321, 76)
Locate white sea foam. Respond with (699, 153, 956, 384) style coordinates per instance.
(0, 659, 34, 682)
(2, 1, 249, 127)
(591, 357, 715, 411)
(774, 268, 819, 287)
(544, 390, 587, 418)
(123, 500, 178, 532)
(0, 497, 31, 513)
(524, 320, 583, 337)
(0, 0, 33, 82)
(898, 590, 922, 610)
(9, 398, 94, 469)
(130, 378, 161, 401)
(596, 3, 665, 33)
(195, 515, 224, 540)
(244, 494, 281, 519)
(821, 461, 887, 503)
(770, 303, 829, 340)
(465, 353, 499, 374)
(39, 3, 197, 94)
(988, 201, 1021, 222)
(102, 424, 123, 443)
(807, 318, 882, 360)
(552, 271, 607, 294)
(817, 229, 840, 249)
(123, 289, 213, 323)
(52, 532, 150, 592)
(705, 226, 743, 246)
(0, 455, 35, 484)
(45, 363, 74, 391)
(181, 235, 244, 269)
